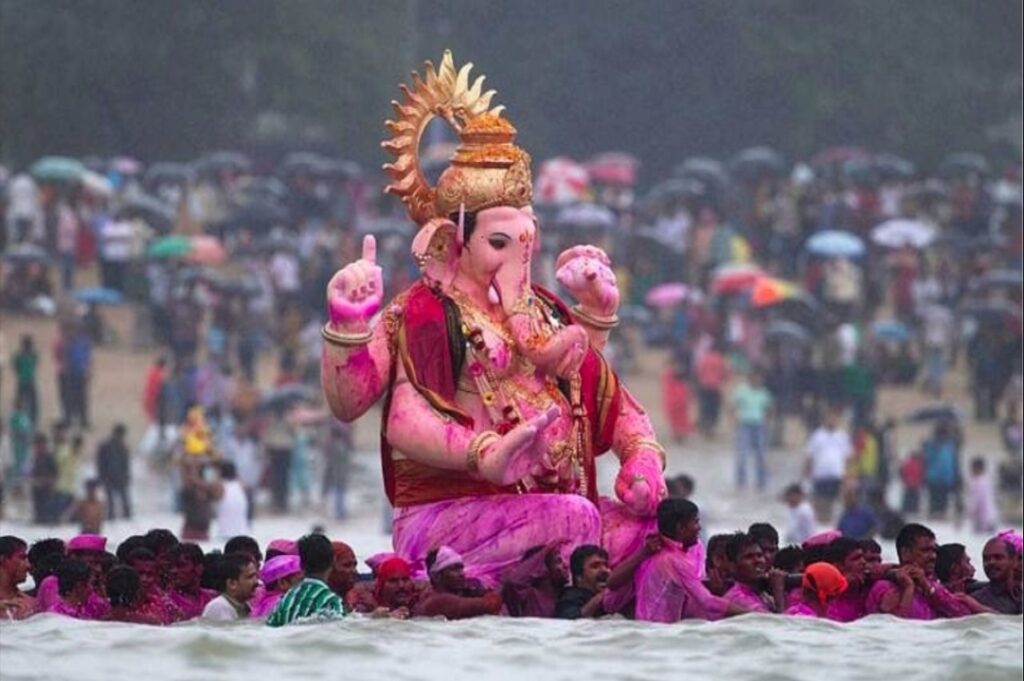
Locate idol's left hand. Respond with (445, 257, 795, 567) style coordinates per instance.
(615, 451, 668, 517)
(555, 245, 620, 317)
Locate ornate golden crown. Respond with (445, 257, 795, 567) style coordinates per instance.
(382, 51, 533, 226)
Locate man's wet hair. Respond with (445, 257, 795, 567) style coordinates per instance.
(828, 537, 862, 565)
(935, 543, 966, 583)
(569, 545, 608, 583)
(0, 536, 27, 560)
(144, 528, 179, 557)
(725, 532, 759, 563)
(774, 545, 805, 572)
(107, 566, 141, 607)
(896, 523, 935, 559)
(56, 558, 91, 597)
(748, 523, 779, 547)
(297, 533, 333, 574)
(656, 498, 699, 537)
(224, 536, 261, 563)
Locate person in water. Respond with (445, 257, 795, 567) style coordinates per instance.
(972, 534, 1023, 614)
(865, 523, 974, 619)
(785, 562, 848, 617)
(555, 545, 611, 620)
(266, 534, 345, 626)
(723, 532, 786, 613)
(415, 547, 503, 619)
(0, 536, 37, 619)
(501, 543, 569, 618)
(202, 552, 258, 621)
(250, 555, 303, 619)
(634, 499, 749, 622)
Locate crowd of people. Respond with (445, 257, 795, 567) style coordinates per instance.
(0, 504, 1020, 626)
(1, 146, 1022, 611)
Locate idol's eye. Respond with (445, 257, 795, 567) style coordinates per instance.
(488, 236, 509, 250)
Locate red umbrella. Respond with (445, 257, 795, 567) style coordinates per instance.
(187, 235, 227, 265)
(586, 152, 638, 187)
(710, 262, 764, 295)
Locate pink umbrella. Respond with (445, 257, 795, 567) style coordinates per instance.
(644, 282, 689, 308)
(187, 235, 227, 265)
(536, 157, 590, 205)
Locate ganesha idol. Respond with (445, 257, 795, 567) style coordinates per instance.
(321, 51, 668, 586)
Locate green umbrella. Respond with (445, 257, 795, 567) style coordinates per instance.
(30, 156, 87, 182)
(147, 234, 192, 259)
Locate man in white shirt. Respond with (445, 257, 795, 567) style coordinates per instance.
(201, 552, 258, 621)
(804, 408, 852, 524)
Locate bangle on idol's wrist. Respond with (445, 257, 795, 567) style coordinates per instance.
(622, 437, 666, 470)
(467, 431, 499, 474)
(322, 323, 373, 347)
(571, 305, 619, 330)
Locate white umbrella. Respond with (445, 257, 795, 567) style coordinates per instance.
(871, 219, 937, 249)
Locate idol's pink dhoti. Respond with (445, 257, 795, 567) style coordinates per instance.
(393, 493, 653, 588)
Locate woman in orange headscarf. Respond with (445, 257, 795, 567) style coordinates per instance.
(785, 562, 848, 617)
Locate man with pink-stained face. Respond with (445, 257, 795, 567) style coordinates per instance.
(865, 523, 973, 620)
(319, 51, 669, 589)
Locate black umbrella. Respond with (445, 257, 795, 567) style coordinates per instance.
(240, 177, 290, 202)
(258, 384, 315, 411)
(971, 269, 1023, 293)
(279, 151, 324, 176)
(939, 153, 990, 179)
(116, 194, 175, 232)
(318, 159, 363, 181)
(673, 157, 728, 188)
(962, 299, 1022, 324)
(643, 178, 706, 211)
(904, 404, 960, 424)
(765, 320, 813, 344)
(904, 180, 949, 203)
(729, 147, 785, 179)
(2, 243, 50, 264)
(194, 151, 251, 178)
(873, 154, 916, 180)
(226, 197, 290, 233)
(144, 162, 193, 188)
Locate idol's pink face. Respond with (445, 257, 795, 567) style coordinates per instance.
(459, 206, 537, 312)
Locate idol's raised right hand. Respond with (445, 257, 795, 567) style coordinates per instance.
(325, 235, 384, 331)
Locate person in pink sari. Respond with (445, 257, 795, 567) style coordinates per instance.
(786, 562, 848, 617)
(634, 499, 748, 622)
(250, 555, 303, 619)
(723, 533, 786, 613)
(864, 523, 973, 619)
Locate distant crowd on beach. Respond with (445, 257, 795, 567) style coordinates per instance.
(1, 500, 1020, 626)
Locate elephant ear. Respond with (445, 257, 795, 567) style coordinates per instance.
(412, 218, 459, 291)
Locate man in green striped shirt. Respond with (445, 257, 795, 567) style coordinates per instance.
(266, 534, 346, 626)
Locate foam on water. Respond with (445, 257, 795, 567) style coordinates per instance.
(2, 612, 1021, 681)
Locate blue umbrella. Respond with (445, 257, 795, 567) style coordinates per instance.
(873, 320, 912, 342)
(806, 230, 865, 258)
(73, 287, 124, 305)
